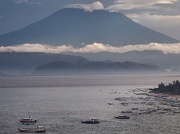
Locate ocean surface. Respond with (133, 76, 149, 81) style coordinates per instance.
(0, 74, 180, 134)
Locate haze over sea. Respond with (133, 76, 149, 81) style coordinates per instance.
(0, 74, 180, 134)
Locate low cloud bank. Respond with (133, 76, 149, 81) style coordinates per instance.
(0, 43, 180, 54)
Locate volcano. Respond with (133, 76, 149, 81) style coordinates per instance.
(0, 8, 178, 47)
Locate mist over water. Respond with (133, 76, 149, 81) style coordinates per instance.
(0, 74, 180, 134)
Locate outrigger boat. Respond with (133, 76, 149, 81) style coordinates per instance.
(81, 119, 100, 124)
(19, 117, 37, 124)
(18, 126, 46, 133)
(115, 115, 130, 119)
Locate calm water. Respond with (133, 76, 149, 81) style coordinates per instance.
(0, 74, 180, 134)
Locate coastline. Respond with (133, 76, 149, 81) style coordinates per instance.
(148, 91, 180, 100)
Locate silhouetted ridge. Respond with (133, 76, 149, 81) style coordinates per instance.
(32, 60, 162, 75)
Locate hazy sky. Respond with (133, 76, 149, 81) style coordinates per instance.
(0, 0, 180, 40)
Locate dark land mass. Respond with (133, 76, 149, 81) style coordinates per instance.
(66, 50, 180, 70)
(32, 60, 162, 75)
(0, 8, 179, 47)
(0, 52, 178, 75)
(0, 52, 87, 75)
(149, 80, 180, 95)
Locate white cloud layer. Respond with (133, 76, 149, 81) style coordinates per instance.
(1, 43, 180, 54)
(107, 0, 177, 10)
(66, 1, 104, 12)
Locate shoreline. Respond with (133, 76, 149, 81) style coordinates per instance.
(148, 91, 180, 100)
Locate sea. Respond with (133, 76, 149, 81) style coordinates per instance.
(0, 74, 180, 134)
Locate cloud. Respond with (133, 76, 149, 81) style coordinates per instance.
(13, 0, 28, 4)
(107, 0, 177, 10)
(66, 1, 104, 12)
(76, 43, 180, 54)
(126, 13, 180, 27)
(0, 44, 73, 53)
(1, 43, 180, 54)
(13, 0, 40, 4)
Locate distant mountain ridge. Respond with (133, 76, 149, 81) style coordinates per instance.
(0, 8, 178, 47)
(0, 52, 162, 75)
(0, 52, 87, 75)
(32, 59, 162, 75)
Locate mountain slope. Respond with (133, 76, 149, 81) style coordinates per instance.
(0, 8, 178, 47)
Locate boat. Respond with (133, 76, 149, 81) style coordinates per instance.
(121, 110, 132, 113)
(22, 122, 36, 125)
(18, 126, 46, 133)
(81, 119, 100, 124)
(157, 111, 167, 114)
(173, 110, 180, 113)
(115, 115, 130, 119)
(19, 117, 37, 124)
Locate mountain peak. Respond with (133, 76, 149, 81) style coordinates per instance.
(0, 8, 178, 47)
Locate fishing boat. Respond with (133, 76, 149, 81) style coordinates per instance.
(18, 126, 46, 133)
(115, 115, 130, 119)
(19, 117, 37, 124)
(121, 110, 132, 113)
(81, 119, 100, 124)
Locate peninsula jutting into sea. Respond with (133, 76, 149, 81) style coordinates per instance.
(149, 80, 180, 95)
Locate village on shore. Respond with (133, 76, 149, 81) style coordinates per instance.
(109, 80, 180, 117)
